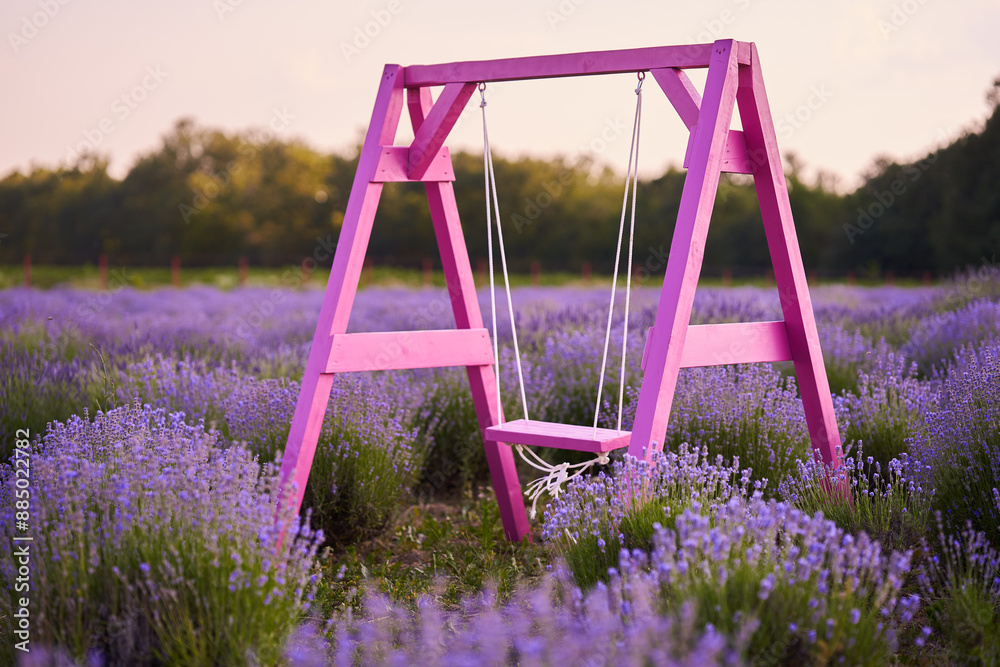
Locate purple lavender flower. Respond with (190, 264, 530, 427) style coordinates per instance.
(0, 401, 322, 665)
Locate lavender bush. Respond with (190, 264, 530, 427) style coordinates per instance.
(117, 354, 243, 426)
(919, 519, 1000, 663)
(635, 496, 920, 664)
(913, 339, 1000, 543)
(933, 260, 1000, 311)
(306, 375, 421, 546)
(835, 349, 935, 475)
(6, 281, 1000, 663)
(0, 339, 99, 462)
(542, 446, 756, 589)
(817, 324, 889, 395)
(902, 299, 1000, 375)
(223, 375, 301, 458)
(780, 443, 931, 555)
(619, 364, 811, 489)
(320, 492, 920, 666)
(220, 373, 421, 547)
(410, 367, 488, 494)
(0, 402, 322, 666)
(307, 576, 737, 666)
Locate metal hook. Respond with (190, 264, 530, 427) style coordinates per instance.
(635, 71, 645, 95)
(479, 82, 487, 107)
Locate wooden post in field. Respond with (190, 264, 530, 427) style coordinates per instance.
(922, 270, 932, 286)
(722, 267, 732, 287)
(847, 271, 855, 286)
(581, 261, 592, 285)
(238, 257, 249, 287)
(301, 259, 313, 286)
(171, 256, 181, 288)
(886, 270, 895, 286)
(98, 254, 108, 290)
(476, 258, 487, 286)
(422, 257, 433, 287)
(363, 258, 374, 287)
(530, 260, 541, 287)
(23, 255, 30, 288)
(808, 269, 817, 285)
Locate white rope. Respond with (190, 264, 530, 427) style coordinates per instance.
(619, 79, 642, 431)
(478, 78, 643, 518)
(594, 73, 644, 437)
(482, 89, 502, 419)
(481, 85, 529, 422)
(514, 444, 610, 519)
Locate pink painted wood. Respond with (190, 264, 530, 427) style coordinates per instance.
(651, 67, 701, 130)
(374, 146, 454, 182)
(403, 43, 750, 87)
(325, 329, 493, 372)
(682, 128, 753, 175)
(640, 321, 792, 371)
(408, 82, 476, 180)
(485, 420, 631, 453)
(277, 65, 405, 530)
(278, 39, 846, 545)
(407, 85, 531, 541)
(653, 67, 752, 175)
(628, 40, 743, 460)
(735, 42, 844, 477)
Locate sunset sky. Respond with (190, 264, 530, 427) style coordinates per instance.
(2, 0, 998, 190)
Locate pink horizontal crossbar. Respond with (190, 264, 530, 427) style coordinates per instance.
(324, 328, 494, 372)
(684, 129, 753, 175)
(641, 321, 792, 370)
(403, 43, 752, 87)
(485, 419, 631, 453)
(373, 146, 455, 182)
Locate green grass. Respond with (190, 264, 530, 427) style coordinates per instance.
(314, 489, 547, 615)
(1, 263, 633, 290)
(2, 263, 912, 292)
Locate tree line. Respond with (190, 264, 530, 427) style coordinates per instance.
(1, 86, 998, 277)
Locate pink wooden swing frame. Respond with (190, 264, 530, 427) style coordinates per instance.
(277, 40, 844, 542)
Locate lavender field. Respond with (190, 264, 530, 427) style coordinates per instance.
(2, 266, 1000, 666)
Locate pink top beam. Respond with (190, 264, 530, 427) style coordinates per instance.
(403, 43, 752, 87)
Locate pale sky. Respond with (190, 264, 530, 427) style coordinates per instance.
(2, 0, 998, 191)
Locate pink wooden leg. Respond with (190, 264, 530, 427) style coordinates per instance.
(278, 65, 405, 524)
(628, 40, 741, 460)
(736, 44, 845, 476)
(409, 86, 530, 541)
(427, 183, 530, 541)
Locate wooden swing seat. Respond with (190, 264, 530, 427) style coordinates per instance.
(485, 419, 631, 453)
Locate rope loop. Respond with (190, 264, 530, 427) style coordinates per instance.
(479, 82, 487, 107)
(636, 71, 645, 94)
(515, 444, 612, 519)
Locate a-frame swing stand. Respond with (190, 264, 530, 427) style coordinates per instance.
(278, 40, 844, 542)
